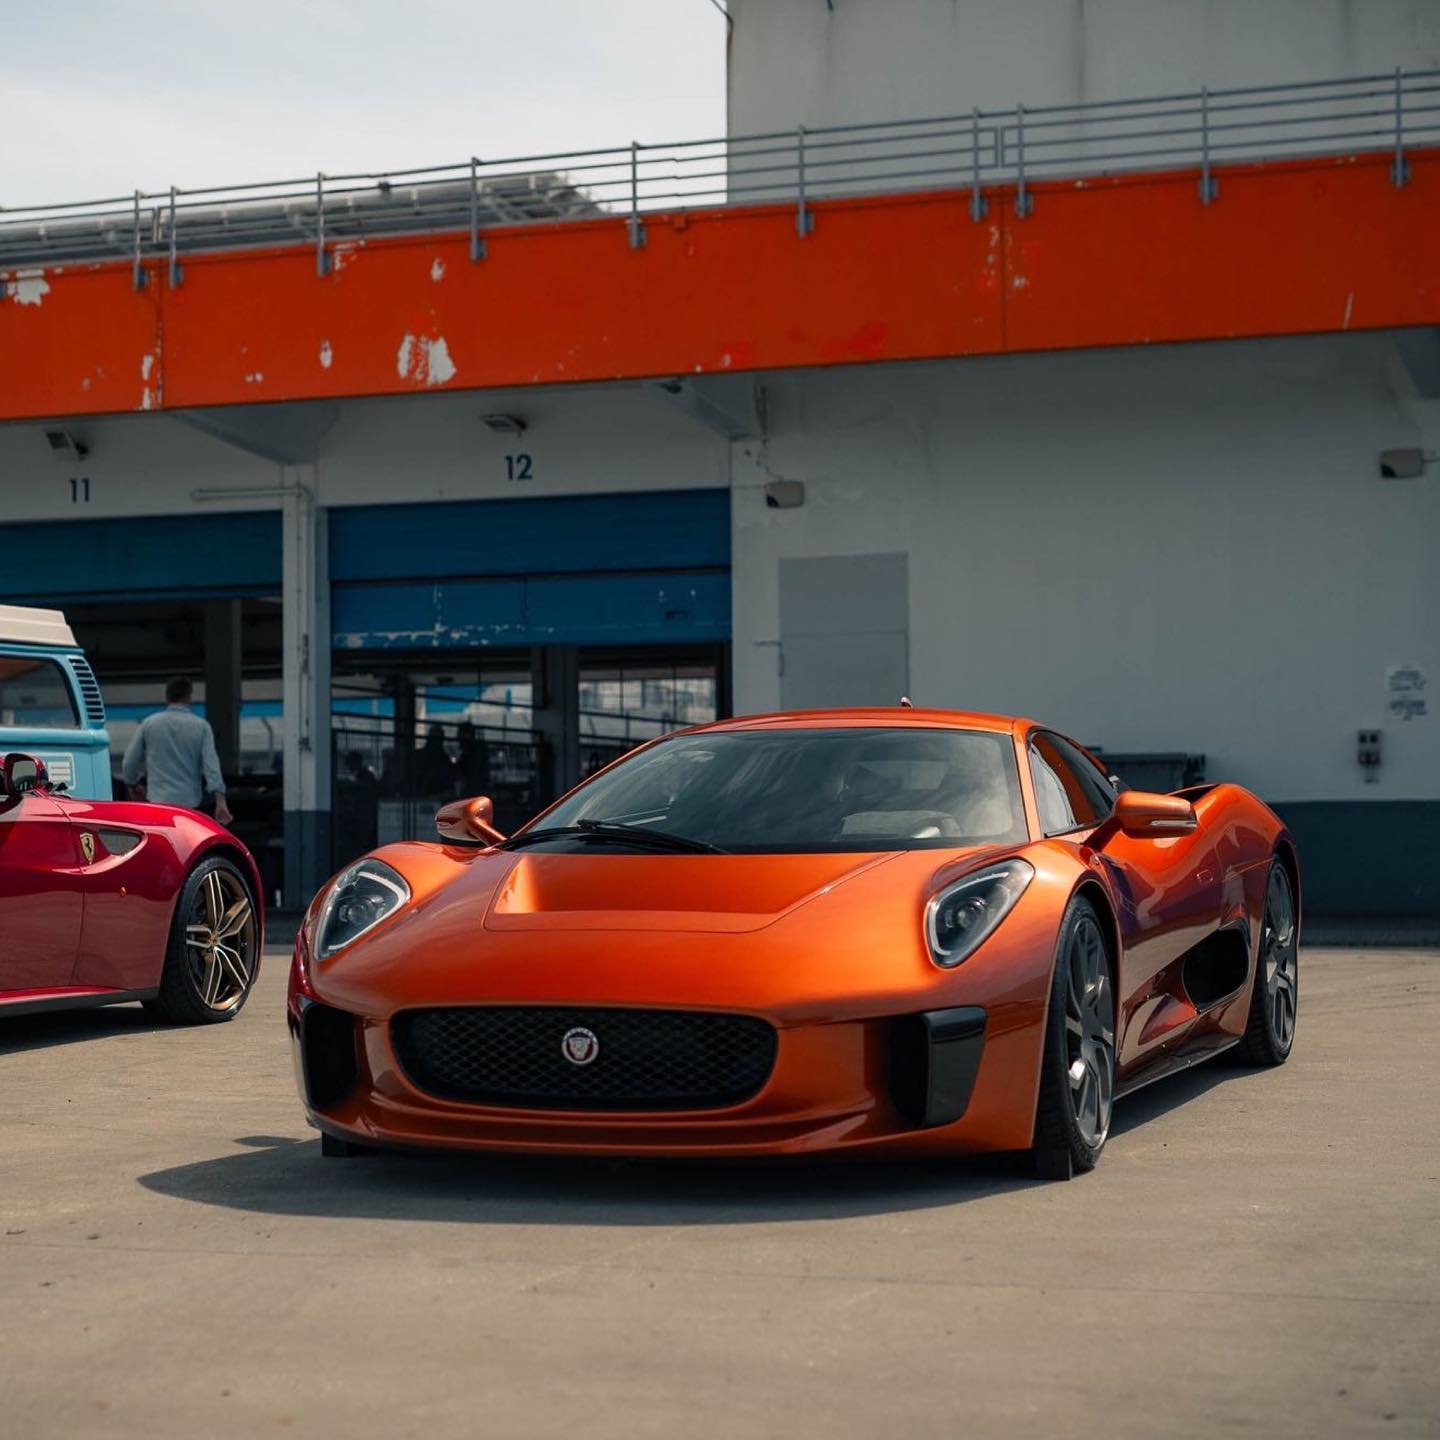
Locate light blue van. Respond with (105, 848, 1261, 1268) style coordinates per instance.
(0, 605, 112, 800)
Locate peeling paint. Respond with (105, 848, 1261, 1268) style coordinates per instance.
(319, 340, 333, 369)
(244, 371, 264, 384)
(8, 268, 50, 306)
(426, 339, 456, 385)
(396, 333, 457, 387)
(430, 258, 446, 282)
(140, 353, 155, 381)
(140, 388, 154, 411)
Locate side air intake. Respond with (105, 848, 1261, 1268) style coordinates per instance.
(69, 657, 106, 725)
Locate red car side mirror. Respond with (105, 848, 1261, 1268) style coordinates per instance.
(435, 795, 506, 847)
(2, 753, 48, 797)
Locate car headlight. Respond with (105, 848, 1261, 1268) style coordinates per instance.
(926, 859, 1034, 968)
(316, 858, 411, 959)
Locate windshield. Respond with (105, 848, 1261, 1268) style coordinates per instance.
(530, 727, 1028, 853)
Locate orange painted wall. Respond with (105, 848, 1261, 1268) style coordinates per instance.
(1, 149, 1435, 423)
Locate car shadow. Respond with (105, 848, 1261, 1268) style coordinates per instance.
(1110, 1059, 1253, 1137)
(140, 1138, 1037, 1225)
(138, 1061, 1252, 1226)
(0, 1002, 170, 1054)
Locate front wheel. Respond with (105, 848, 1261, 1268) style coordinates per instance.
(1230, 859, 1298, 1066)
(1029, 894, 1115, 1180)
(144, 856, 259, 1025)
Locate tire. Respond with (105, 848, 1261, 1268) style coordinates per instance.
(1029, 893, 1116, 1180)
(144, 855, 260, 1026)
(1230, 858, 1298, 1067)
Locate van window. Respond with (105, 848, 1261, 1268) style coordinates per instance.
(0, 656, 79, 729)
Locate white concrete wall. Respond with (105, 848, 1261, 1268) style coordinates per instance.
(0, 381, 730, 524)
(5, 335, 1436, 810)
(730, 333, 1440, 805)
(728, 0, 1440, 135)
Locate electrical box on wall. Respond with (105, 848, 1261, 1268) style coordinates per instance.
(1357, 729, 1382, 781)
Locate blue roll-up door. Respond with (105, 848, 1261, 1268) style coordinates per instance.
(2, 512, 283, 603)
(330, 490, 730, 650)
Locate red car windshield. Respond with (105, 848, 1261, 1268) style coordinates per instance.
(530, 727, 1028, 853)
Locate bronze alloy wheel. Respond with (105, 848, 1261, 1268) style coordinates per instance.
(184, 865, 257, 1012)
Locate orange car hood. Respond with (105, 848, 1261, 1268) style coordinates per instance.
(482, 850, 899, 934)
(313, 841, 1031, 1019)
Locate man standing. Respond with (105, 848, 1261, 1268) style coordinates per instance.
(122, 676, 232, 827)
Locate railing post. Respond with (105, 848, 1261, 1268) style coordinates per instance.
(315, 172, 328, 276)
(628, 142, 646, 249)
(1014, 105, 1033, 218)
(796, 125, 814, 236)
(1392, 67, 1411, 189)
(167, 186, 182, 288)
(469, 156, 486, 261)
(132, 190, 146, 290)
(1198, 86, 1218, 204)
(970, 108, 988, 222)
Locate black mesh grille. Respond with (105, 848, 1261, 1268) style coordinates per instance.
(70, 658, 106, 725)
(391, 1006, 778, 1111)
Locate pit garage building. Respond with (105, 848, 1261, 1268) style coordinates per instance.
(2, 0, 1437, 915)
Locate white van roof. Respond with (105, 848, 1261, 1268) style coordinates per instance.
(0, 604, 78, 648)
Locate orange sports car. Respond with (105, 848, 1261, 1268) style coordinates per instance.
(288, 709, 1299, 1178)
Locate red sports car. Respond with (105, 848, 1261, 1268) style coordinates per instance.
(289, 709, 1299, 1178)
(0, 752, 263, 1023)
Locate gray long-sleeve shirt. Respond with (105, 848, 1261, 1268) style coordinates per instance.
(121, 703, 226, 809)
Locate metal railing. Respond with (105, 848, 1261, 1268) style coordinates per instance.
(1, 68, 1435, 282)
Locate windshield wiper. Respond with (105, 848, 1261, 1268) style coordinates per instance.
(502, 820, 727, 854)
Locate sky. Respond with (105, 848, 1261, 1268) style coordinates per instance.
(0, 0, 729, 207)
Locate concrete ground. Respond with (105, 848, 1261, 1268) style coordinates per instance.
(1, 949, 1435, 1440)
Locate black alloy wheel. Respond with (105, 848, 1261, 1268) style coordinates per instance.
(1030, 894, 1116, 1180)
(1232, 859, 1298, 1066)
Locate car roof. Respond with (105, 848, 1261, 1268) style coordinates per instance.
(691, 708, 1032, 737)
(0, 604, 77, 649)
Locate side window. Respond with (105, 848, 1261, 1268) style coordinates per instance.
(1049, 734, 1117, 823)
(1030, 744, 1077, 834)
(0, 657, 79, 729)
(1030, 732, 1114, 835)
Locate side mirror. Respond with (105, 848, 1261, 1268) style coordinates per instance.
(435, 795, 506, 847)
(2, 753, 47, 797)
(1113, 790, 1197, 838)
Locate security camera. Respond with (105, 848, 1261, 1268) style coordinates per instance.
(764, 480, 805, 509)
(1379, 448, 1430, 479)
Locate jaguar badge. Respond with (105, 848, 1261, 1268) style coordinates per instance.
(561, 1026, 599, 1066)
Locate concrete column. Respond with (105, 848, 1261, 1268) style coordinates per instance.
(281, 468, 332, 907)
(202, 598, 243, 773)
(530, 645, 579, 804)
